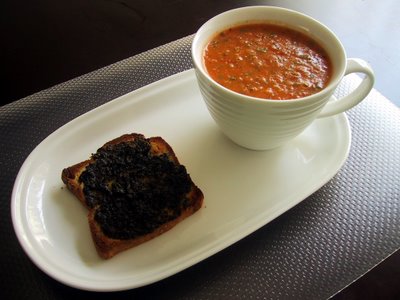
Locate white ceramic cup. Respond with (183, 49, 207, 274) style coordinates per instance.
(192, 6, 375, 150)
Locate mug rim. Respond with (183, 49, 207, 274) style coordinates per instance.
(191, 6, 347, 104)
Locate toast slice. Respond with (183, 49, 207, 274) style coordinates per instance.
(61, 133, 204, 259)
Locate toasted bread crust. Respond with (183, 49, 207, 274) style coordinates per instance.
(62, 160, 92, 209)
(61, 133, 203, 259)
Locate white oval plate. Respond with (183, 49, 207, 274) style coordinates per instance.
(11, 69, 351, 291)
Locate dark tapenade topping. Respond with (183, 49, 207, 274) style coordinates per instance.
(79, 136, 192, 240)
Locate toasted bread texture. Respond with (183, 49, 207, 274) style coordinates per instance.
(61, 133, 203, 259)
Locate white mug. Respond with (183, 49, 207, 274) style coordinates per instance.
(192, 6, 375, 150)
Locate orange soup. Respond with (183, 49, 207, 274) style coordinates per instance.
(204, 23, 332, 100)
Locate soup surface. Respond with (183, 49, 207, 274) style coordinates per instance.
(204, 23, 332, 100)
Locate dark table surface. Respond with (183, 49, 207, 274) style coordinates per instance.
(2, 1, 400, 299)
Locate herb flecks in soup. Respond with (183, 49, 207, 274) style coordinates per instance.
(204, 23, 332, 100)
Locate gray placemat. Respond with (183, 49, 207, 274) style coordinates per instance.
(1, 35, 399, 299)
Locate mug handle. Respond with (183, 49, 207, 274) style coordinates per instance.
(317, 58, 375, 118)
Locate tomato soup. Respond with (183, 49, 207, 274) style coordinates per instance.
(204, 23, 332, 100)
